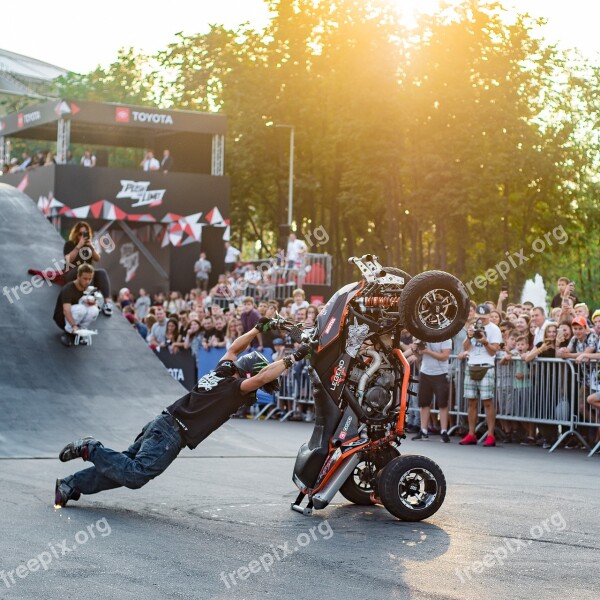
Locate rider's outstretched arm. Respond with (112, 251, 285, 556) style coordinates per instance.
(240, 346, 311, 394)
(222, 329, 259, 361)
(221, 317, 274, 361)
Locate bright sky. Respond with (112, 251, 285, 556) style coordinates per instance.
(1, 0, 598, 73)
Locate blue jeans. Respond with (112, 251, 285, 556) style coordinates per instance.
(63, 413, 183, 496)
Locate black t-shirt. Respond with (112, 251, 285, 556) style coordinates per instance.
(550, 292, 579, 308)
(534, 341, 555, 359)
(53, 282, 85, 329)
(64, 240, 91, 269)
(165, 361, 248, 449)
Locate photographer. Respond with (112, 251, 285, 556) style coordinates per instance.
(411, 338, 453, 443)
(63, 221, 112, 315)
(53, 264, 100, 346)
(458, 304, 502, 447)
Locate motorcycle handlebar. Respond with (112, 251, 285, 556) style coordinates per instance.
(273, 318, 317, 346)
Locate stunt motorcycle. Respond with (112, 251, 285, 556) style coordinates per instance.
(275, 255, 469, 521)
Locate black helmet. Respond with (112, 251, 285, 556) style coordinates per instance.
(234, 351, 280, 395)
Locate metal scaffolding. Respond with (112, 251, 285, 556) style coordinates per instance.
(211, 133, 224, 176)
(56, 118, 71, 164)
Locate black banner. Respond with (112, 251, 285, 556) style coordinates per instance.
(153, 348, 197, 391)
(0, 99, 226, 137)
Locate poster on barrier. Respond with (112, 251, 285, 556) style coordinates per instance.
(153, 348, 197, 390)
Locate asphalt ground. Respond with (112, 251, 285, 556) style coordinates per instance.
(1, 420, 598, 600)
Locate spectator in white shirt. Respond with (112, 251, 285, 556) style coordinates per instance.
(224, 241, 241, 273)
(289, 289, 309, 318)
(135, 288, 151, 320)
(80, 150, 96, 168)
(286, 233, 307, 269)
(140, 150, 160, 172)
(531, 306, 550, 346)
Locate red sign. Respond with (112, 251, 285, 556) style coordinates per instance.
(324, 317, 337, 335)
(115, 107, 130, 123)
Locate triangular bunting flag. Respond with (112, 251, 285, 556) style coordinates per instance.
(89, 201, 104, 219)
(17, 175, 29, 192)
(71, 206, 91, 218)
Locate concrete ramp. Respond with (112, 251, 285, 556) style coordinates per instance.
(0, 183, 186, 458)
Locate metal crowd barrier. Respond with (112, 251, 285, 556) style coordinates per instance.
(243, 253, 332, 287)
(258, 352, 600, 457)
(261, 361, 314, 421)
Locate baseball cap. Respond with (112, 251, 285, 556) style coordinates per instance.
(591, 309, 600, 322)
(571, 316, 587, 328)
(119, 287, 130, 296)
(476, 304, 491, 315)
(273, 338, 285, 346)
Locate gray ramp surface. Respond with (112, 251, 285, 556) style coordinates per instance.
(0, 183, 186, 458)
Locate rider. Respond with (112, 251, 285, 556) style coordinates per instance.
(55, 317, 310, 507)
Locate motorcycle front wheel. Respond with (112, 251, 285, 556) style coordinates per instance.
(398, 270, 469, 342)
(339, 446, 400, 506)
(378, 455, 446, 521)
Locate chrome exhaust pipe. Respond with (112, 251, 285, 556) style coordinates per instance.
(312, 453, 361, 509)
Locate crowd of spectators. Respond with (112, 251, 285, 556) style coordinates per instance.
(2, 147, 174, 174)
(118, 280, 322, 421)
(111, 260, 599, 442)
(404, 276, 600, 450)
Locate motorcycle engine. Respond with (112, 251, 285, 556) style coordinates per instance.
(363, 372, 395, 414)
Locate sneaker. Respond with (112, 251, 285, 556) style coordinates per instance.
(102, 300, 113, 317)
(564, 440, 582, 450)
(440, 431, 451, 443)
(483, 435, 496, 447)
(54, 478, 80, 508)
(520, 436, 536, 446)
(542, 440, 554, 450)
(60, 333, 74, 347)
(412, 430, 429, 441)
(58, 436, 95, 462)
(459, 433, 478, 445)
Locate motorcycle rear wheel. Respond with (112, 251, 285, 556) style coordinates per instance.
(339, 446, 400, 505)
(398, 270, 469, 342)
(378, 455, 446, 521)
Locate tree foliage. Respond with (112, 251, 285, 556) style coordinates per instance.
(6, 1, 598, 301)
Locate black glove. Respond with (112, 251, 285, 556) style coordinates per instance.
(293, 344, 311, 361)
(254, 317, 272, 332)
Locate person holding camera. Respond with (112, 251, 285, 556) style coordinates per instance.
(54, 318, 312, 507)
(458, 304, 502, 447)
(53, 264, 100, 346)
(63, 221, 112, 315)
(411, 338, 453, 442)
